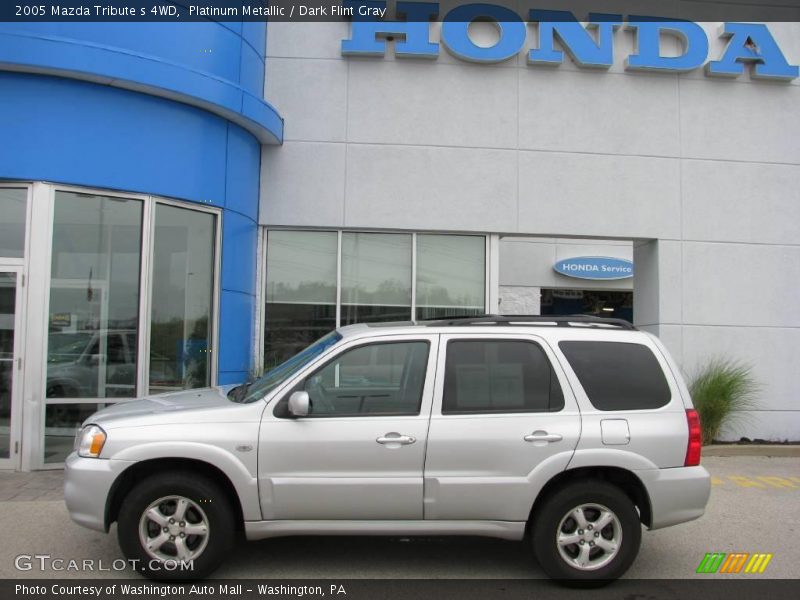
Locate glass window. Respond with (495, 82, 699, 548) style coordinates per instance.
(443, 340, 564, 414)
(44, 403, 105, 463)
(262, 230, 489, 370)
(416, 235, 485, 320)
(300, 341, 429, 417)
(47, 192, 142, 399)
(341, 233, 411, 325)
(0, 273, 17, 460)
(265, 231, 338, 369)
(0, 188, 27, 258)
(541, 289, 633, 323)
(149, 204, 216, 393)
(559, 341, 671, 410)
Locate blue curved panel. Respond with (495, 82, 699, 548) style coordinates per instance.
(0, 22, 282, 144)
(0, 71, 261, 385)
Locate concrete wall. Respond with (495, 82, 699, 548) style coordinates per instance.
(261, 21, 800, 440)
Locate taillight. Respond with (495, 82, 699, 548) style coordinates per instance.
(685, 409, 702, 466)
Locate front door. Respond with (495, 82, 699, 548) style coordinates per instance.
(258, 334, 439, 520)
(0, 269, 23, 469)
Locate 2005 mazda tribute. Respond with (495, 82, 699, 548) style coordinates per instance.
(65, 316, 710, 584)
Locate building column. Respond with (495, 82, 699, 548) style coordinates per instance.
(633, 238, 684, 364)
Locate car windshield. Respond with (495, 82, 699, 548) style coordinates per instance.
(228, 331, 343, 403)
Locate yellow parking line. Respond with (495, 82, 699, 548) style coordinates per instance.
(727, 476, 767, 488)
(756, 476, 797, 489)
(716, 475, 799, 489)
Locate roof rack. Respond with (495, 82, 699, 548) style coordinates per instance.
(422, 314, 637, 331)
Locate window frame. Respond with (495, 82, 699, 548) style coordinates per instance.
(434, 333, 577, 418)
(272, 336, 436, 420)
(259, 228, 490, 371)
(145, 200, 220, 394)
(34, 183, 222, 467)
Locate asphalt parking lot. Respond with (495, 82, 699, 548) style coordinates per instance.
(0, 456, 797, 580)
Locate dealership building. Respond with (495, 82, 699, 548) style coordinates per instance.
(0, 9, 798, 469)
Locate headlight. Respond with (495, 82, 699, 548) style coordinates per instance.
(75, 425, 107, 458)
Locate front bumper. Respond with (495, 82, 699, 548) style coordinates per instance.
(64, 452, 134, 532)
(636, 465, 711, 530)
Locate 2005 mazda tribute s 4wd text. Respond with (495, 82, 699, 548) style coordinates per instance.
(64, 316, 710, 584)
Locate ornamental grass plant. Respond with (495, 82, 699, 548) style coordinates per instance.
(688, 358, 760, 445)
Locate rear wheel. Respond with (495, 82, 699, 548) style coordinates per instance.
(117, 472, 235, 580)
(531, 480, 641, 586)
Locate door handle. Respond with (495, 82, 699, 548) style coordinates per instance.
(524, 431, 563, 443)
(376, 433, 416, 445)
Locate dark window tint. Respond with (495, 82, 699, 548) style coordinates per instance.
(303, 341, 429, 417)
(559, 341, 671, 410)
(443, 340, 564, 414)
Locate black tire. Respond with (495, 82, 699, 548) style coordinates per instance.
(531, 479, 641, 586)
(117, 471, 235, 580)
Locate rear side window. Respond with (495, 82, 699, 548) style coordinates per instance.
(443, 340, 564, 414)
(559, 341, 671, 411)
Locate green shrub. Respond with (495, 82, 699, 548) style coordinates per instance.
(688, 358, 759, 445)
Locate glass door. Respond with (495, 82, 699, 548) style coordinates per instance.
(0, 269, 22, 469)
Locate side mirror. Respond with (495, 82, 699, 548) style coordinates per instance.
(287, 391, 310, 418)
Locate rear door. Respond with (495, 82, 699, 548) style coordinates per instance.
(557, 334, 689, 468)
(424, 333, 581, 521)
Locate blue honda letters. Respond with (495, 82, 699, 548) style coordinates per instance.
(340, 2, 798, 81)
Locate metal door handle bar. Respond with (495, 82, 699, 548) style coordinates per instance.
(376, 435, 416, 445)
(524, 432, 563, 443)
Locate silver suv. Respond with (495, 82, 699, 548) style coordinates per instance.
(64, 316, 710, 583)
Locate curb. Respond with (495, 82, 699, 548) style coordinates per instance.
(703, 444, 800, 457)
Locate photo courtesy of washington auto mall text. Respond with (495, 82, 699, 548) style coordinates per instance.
(14, 583, 346, 598)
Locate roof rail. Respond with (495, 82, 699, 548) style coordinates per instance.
(422, 314, 637, 330)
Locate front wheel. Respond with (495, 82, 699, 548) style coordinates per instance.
(117, 472, 235, 580)
(531, 480, 641, 586)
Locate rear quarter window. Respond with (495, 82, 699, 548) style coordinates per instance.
(559, 341, 671, 411)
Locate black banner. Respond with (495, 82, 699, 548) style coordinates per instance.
(2, 1, 800, 22)
(4, 579, 800, 600)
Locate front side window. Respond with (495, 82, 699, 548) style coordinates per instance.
(443, 339, 564, 414)
(559, 341, 671, 410)
(300, 341, 429, 417)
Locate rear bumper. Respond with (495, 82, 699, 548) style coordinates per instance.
(64, 452, 134, 532)
(636, 465, 711, 530)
